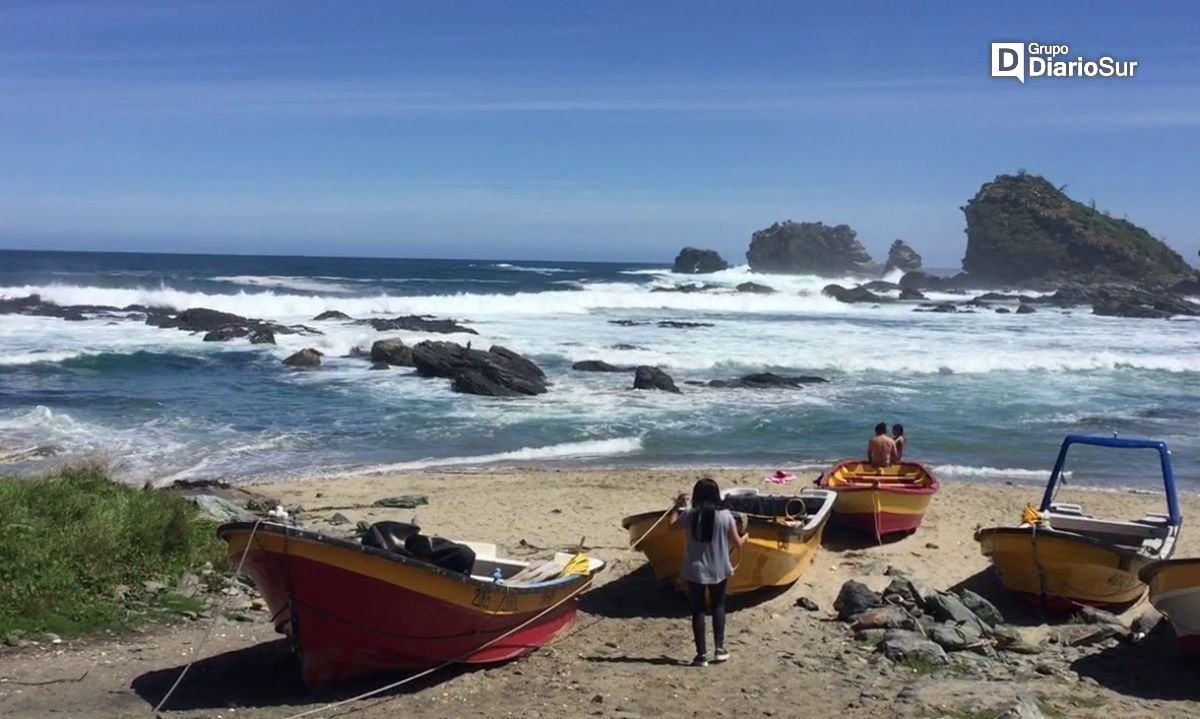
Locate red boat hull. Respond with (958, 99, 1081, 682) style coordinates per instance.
(834, 509, 925, 538)
(221, 524, 589, 686)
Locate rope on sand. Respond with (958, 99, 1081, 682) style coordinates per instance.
(153, 519, 264, 716)
(277, 507, 675, 719)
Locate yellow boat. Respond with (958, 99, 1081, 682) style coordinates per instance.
(1140, 558, 1200, 650)
(819, 460, 939, 540)
(621, 487, 836, 595)
(975, 435, 1181, 611)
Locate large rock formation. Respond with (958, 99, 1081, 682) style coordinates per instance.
(145, 307, 317, 344)
(411, 341, 547, 396)
(962, 173, 1194, 285)
(884, 240, 922, 274)
(746, 221, 877, 275)
(672, 247, 729, 274)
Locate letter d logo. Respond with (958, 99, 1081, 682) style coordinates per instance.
(991, 42, 1025, 83)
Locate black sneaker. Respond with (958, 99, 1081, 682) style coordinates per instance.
(690, 654, 708, 667)
(713, 648, 730, 663)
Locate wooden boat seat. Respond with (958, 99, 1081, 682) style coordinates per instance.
(1045, 513, 1171, 539)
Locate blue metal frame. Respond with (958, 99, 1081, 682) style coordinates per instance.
(1038, 434, 1181, 527)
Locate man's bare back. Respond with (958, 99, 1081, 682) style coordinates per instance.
(868, 434, 897, 467)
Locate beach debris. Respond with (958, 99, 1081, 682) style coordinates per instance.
(282, 348, 323, 368)
(328, 512, 352, 525)
(187, 495, 253, 523)
(632, 365, 681, 393)
(834, 580, 883, 621)
(794, 597, 819, 611)
(372, 495, 429, 509)
(142, 580, 167, 594)
(1132, 608, 1164, 640)
(1072, 605, 1123, 626)
(370, 338, 413, 366)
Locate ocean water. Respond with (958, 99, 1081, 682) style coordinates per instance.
(0, 249, 1197, 492)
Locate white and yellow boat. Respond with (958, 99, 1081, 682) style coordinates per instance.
(621, 487, 836, 595)
(975, 435, 1182, 611)
(1140, 558, 1200, 650)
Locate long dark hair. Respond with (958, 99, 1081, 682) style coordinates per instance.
(689, 477, 722, 543)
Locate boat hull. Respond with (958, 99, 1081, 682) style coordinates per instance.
(221, 525, 589, 686)
(976, 527, 1150, 610)
(829, 489, 934, 538)
(622, 510, 827, 595)
(1140, 559, 1200, 650)
(820, 461, 939, 540)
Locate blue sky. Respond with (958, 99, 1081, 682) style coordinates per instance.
(0, 1, 1197, 266)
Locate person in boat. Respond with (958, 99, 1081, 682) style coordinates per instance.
(669, 477, 749, 667)
(892, 423, 906, 460)
(868, 422, 898, 467)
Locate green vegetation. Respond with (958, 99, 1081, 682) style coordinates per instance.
(0, 464, 226, 637)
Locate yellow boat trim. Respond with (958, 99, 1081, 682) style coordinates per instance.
(831, 490, 933, 517)
(624, 514, 823, 595)
(977, 528, 1148, 605)
(1142, 559, 1200, 595)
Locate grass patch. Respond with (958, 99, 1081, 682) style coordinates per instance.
(0, 465, 226, 637)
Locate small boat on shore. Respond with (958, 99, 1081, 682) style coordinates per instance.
(1140, 558, 1200, 650)
(975, 435, 1181, 611)
(218, 520, 604, 686)
(819, 460, 940, 540)
(621, 486, 836, 596)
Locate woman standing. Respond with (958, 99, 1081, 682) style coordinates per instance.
(670, 477, 748, 666)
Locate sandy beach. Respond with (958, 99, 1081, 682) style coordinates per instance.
(2, 467, 1199, 718)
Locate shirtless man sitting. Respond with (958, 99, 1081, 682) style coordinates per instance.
(868, 422, 898, 467)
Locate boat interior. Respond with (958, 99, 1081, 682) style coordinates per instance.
(1039, 502, 1179, 557)
(825, 461, 935, 488)
(359, 520, 596, 586)
(722, 488, 834, 529)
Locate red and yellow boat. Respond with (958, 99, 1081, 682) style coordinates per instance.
(218, 521, 604, 686)
(819, 460, 939, 540)
(621, 487, 836, 596)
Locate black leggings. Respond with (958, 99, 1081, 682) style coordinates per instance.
(687, 580, 728, 656)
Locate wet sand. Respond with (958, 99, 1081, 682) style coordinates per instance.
(2, 467, 1199, 718)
